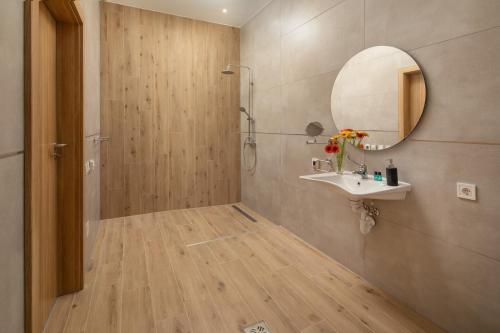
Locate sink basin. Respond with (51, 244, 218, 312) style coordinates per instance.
(300, 172, 411, 200)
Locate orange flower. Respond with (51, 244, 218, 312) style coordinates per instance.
(324, 144, 340, 154)
(356, 131, 369, 138)
(358, 143, 365, 149)
(331, 134, 341, 141)
(341, 131, 352, 138)
(330, 129, 367, 142)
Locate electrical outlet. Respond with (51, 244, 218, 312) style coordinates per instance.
(85, 160, 92, 175)
(85, 159, 96, 175)
(457, 182, 476, 201)
(312, 157, 320, 169)
(85, 221, 90, 238)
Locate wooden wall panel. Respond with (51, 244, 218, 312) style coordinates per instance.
(100, 3, 241, 219)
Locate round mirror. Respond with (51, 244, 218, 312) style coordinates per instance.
(331, 46, 426, 150)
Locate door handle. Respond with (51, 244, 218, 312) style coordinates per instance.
(52, 143, 67, 159)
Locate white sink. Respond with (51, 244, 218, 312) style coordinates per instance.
(300, 172, 411, 200)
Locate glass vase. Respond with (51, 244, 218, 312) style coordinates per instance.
(336, 139, 346, 174)
(336, 152, 344, 174)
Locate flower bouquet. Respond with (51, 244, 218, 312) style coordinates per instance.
(324, 129, 368, 174)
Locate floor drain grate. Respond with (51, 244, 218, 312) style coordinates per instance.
(242, 321, 272, 333)
(232, 205, 257, 223)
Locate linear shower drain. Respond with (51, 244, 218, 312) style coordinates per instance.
(241, 320, 272, 333)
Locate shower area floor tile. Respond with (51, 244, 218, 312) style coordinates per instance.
(44, 203, 444, 333)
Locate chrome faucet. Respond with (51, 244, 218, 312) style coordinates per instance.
(348, 155, 368, 179)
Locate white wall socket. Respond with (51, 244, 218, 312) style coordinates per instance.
(312, 157, 320, 168)
(85, 159, 96, 175)
(457, 182, 476, 201)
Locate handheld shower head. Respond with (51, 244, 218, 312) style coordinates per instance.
(239, 107, 252, 119)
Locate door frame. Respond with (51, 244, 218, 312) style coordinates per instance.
(24, 0, 84, 332)
(398, 65, 426, 139)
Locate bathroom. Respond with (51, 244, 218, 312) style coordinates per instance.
(1, 0, 499, 332)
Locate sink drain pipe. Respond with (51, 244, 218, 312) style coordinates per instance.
(349, 200, 379, 235)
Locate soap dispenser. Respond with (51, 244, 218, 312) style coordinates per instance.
(386, 159, 398, 186)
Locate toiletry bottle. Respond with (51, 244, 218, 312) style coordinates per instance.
(386, 159, 398, 186)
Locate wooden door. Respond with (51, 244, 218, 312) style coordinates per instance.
(25, 1, 84, 332)
(35, 3, 59, 331)
(398, 66, 426, 139)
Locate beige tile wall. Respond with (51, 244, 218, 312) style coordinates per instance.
(0, 155, 24, 332)
(240, 1, 500, 332)
(0, 0, 24, 332)
(0, 1, 24, 155)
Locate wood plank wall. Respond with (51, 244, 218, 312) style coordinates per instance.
(100, 3, 241, 219)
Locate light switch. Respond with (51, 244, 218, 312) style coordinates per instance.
(457, 182, 476, 201)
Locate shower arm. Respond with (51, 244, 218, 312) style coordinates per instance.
(228, 64, 252, 72)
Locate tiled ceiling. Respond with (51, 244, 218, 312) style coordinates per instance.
(104, 0, 272, 27)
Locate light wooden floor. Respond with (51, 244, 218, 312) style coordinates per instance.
(44, 203, 444, 333)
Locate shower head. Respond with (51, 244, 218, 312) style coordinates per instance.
(222, 64, 253, 75)
(222, 65, 234, 75)
(240, 107, 252, 119)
